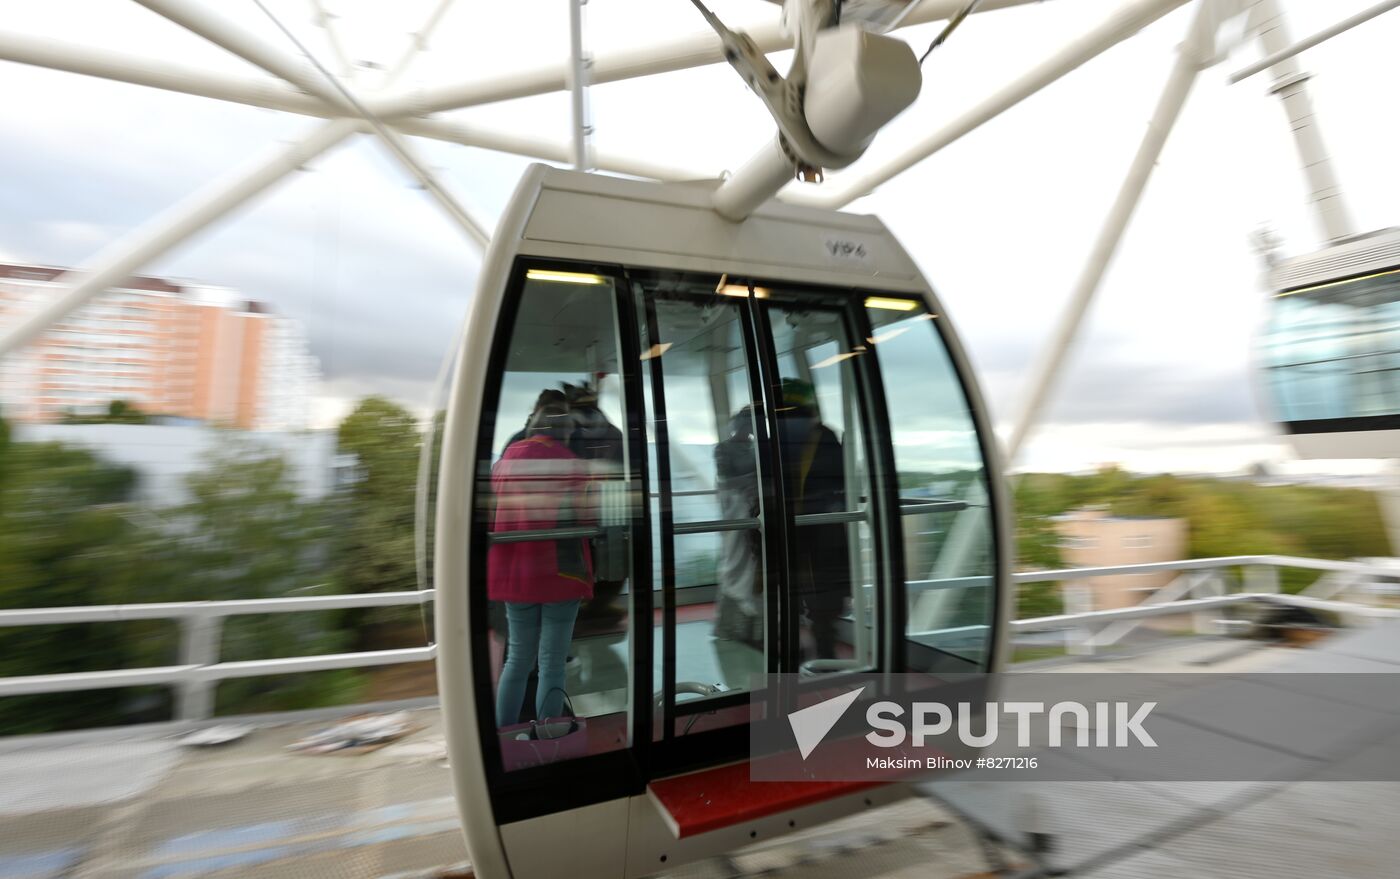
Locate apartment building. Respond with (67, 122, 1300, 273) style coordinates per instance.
(1053, 507, 1189, 612)
(0, 263, 318, 430)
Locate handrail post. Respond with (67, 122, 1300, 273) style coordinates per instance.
(1062, 584, 1097, 656)
(176, 613, 223, 722)
(1244, 564, 1279, 595)
(1192, 571, 1224, 635)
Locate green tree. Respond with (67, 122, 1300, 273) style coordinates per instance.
(333, 397, 429, 651)
(1016, 581, 1064, 620)
(0, 421, 365, 732)
(156, 441, 360, 714)
(0, 421, 165, 734)
(60, 399, 152, 424)
(1008, 467, 1392, 603)
(335, 397, 422, 596)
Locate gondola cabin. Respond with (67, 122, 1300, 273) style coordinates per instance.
(434, 166, 1010, 878)
(1261, 227, 1400, 458)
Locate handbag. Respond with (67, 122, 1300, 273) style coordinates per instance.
(498, 688, 588, 770)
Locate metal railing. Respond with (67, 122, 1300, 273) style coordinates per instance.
(1010, 554, 1400, 654)
(0, 554, 1396, 723)
(0, 589, 436, 721)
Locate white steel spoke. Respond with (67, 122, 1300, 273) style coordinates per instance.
(0, 119, 359, 358)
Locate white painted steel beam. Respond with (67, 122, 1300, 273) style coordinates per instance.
(380, 0, 456, 87)
(371, 125, 492, 248)
(0, 36, 702, 182)
(1245, 0, 1355, 242)
(0, 119, 357, 359)
(0, 33, 325, 116)
(132, 0, 353, 113)
(138, 0, 490, 248)
(1003, 0, 1215, 464)
(310, 0, 355, 80)
(566, 0, 594, 171)
(787, 0, 1194, 209)
(370, 0, 1049, 118)
(4, 1, 1044, 124)
(1230, 0, 1400, 83)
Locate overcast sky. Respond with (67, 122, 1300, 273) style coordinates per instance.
(2, 0, 1398, 476)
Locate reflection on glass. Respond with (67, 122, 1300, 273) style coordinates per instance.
(1263, 272, 1400, 423)
(636, 281, 767, 731)
(479, 269, 633, 770)
(767, 304, 875, 669)
(866, 303, 994, 668)
(714, 405, 764, 647)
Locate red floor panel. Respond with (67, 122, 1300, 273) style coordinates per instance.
(648, 762, 879, 838)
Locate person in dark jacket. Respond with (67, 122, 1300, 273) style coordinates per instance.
(775, 379, 850, 660)
(563, 382, 628, 628)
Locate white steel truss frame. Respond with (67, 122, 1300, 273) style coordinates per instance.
(0, 0, 1391, 457)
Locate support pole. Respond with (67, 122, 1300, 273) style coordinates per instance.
(0, 119, 357, 359)
(566, 0, 594, 170)
(1245, 0, 1356, 243)
(176, 614, 224, 722)
(1004, 0, 1215, 464)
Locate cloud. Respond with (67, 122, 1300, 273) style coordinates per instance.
(3, 0, 1398, 476)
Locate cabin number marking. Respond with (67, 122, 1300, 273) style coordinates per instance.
(824, 238, 870, 265)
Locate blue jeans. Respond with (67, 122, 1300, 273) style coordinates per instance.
(496, 599, 581, 727)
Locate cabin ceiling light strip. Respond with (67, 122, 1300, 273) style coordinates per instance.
(526, 269, 608, 285)
(717, 284, 771, 298)
(865, 296, 919, 311)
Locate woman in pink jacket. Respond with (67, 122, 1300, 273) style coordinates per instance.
(489, 400, 593, 727)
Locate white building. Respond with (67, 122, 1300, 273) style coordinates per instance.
(10, 423, 350, 506)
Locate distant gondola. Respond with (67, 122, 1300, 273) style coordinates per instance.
(1261, 227, 1400, 458)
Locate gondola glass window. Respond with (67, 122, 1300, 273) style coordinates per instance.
(635, 275, 769, 737)
(764, 301, 878, 671)
(1264, 270, 1400, 425)
(864, 301, 996, 669)
(479, 268, 637, 769)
